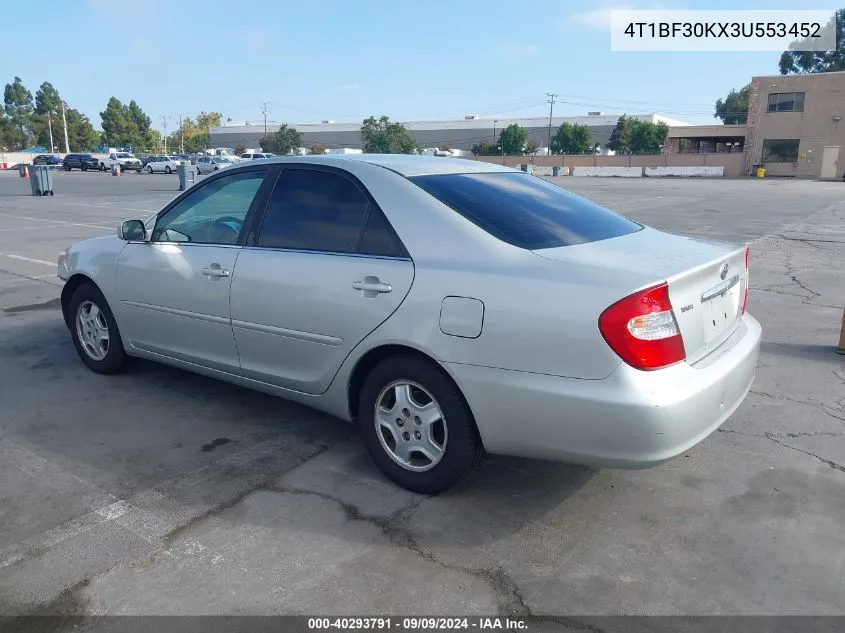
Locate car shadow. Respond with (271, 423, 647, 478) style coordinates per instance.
(760, 340, 844, 364)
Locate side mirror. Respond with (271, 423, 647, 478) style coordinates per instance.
(118, 219, 147, 241)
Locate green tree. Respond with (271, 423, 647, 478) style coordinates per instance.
(100, 97, 138, 148)
(471, 141, 499, 156)
(714, 84, 750, 124)
(606, 115, 633, 154)
(497, 123, 527, 155)
(34, 82, 61, 116)
(3, 76, 34, 145)
(0, 116, 25, 151)
(779, 9, 845, 74)
(170, 111, 223, 153)
(360, 115, 419, 154)
(524, 140, 539, 155)
(550, 122, 593, 154)
(628, 120, 668, 155)
(65, 108, 100, 151)
(260, 124, 303, 154)
(309, 144, 326, 155)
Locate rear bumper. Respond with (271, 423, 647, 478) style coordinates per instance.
(447, 313, 762, 468)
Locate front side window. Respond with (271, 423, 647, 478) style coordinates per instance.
(152, 169, 267, 245)
(767, 92, 805, 113)
(409, 172, 641, 250)
(761, 139, 800, 163)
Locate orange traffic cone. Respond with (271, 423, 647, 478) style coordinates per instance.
(23, 166, 29, 179)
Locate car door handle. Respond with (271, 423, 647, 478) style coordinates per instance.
(353, 279, 392, 293)
(202, 266, 230, 278)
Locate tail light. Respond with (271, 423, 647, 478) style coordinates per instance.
(598, 282, 686, 371)
(741, 245, 750, 314)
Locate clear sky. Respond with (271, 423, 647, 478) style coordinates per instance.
(3, 0, 808, 133)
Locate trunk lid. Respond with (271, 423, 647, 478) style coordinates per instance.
(533, 227, 748, 364)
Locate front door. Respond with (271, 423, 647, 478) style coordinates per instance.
(115, 167, 271, 372)
(230, 166, 414, 394)
(821, 146, 840, 180)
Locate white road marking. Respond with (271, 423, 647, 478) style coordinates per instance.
(0, 224, 66, 232)
(0, 435, 298, 569)
(0, 213, 116, 231)
(4, 254, 55, 267)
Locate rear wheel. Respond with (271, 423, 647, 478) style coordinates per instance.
(82, 164, 87, 172)
(100, 162, 106, 171)
(68, 283, 128, 375)
(357, 355, 485, 494)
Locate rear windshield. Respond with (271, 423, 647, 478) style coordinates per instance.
(408, 172, 641, 250)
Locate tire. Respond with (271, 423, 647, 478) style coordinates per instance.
(49, 191, 54, 196)
(68, 283, 128, 375)
(82, 164, 87, 172)
(357, 355, 485, 494)
(64, 165, 71, 171)
(165, 166, 172, 174)
(119, 165, 124, 173)
(147, 165, 154, 174)
(100, 162, 106, 171)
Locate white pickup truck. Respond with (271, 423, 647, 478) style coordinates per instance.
(98, 151, 143, 173)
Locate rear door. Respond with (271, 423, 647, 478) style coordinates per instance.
(230, 165, 414, 394)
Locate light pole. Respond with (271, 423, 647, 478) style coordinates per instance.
(546, 93, 558, 155)
(493, 120, 497, 143)
(61, 101, 70, 153)
(47, 111, 55, 155)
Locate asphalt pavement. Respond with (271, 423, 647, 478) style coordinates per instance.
(0, 169, 844, 622)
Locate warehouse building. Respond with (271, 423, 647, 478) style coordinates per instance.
(209, 113, 690, 153)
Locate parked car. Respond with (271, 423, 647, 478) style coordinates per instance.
(33, 154, 62, 166)
(240, 152, 274, 161)
(140, 155, 160, 168)
(63, 153, 100, 171)
(146, 156, 183, 174)
(195, 155, 233, 174)
(105, 152, 143, 173)
(56, 155, 761, 494)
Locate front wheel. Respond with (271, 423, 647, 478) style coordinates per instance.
(82, 164, 87, 172)
(358, 355, 485, 494)
(100, 162, 106, 171)
(165, 166, 172, 174)
(69, 284, 129, 375)
(147, 165, 154, 174)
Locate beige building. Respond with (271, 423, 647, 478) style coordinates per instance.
(744, 71, 845, 179)
(664, 71, 845, 179)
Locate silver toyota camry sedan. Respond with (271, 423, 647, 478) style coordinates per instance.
(57, 155, 762, 494)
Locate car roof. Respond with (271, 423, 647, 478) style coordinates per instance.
(227, 154, 515, 177)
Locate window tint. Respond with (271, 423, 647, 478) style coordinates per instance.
(359, 208, 406, 257)
(767, 92, 805, 113)
(761, 139, 800, 163)
(152, 169, 267, 245)
(256, 168, 370, 253)
(409, 172, 641, 250)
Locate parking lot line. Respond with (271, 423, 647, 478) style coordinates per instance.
(0, 213, 115, 232)
(3, 254, 55, 267)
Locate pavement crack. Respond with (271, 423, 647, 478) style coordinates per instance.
(271, 486, 531, 616)
(765, 433, 845, 474)
(775, 234, 845, 246)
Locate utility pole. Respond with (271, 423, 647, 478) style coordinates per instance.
(546, 93, 558, 156)
(493, 120, 497, 143)
(261, 102, 270, 139)
(179, 115, 184, 154)
(47, 111, 55, 154)
(61, 101, 70, 153)
(161, 115, 168, 154)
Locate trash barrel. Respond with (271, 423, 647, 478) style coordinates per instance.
(29, 165, 54, 196)
(753, 163, 766, 178)
(552, 166, 561, 176)
(520, 164, 529, 172)
(177, 162, 198, 191)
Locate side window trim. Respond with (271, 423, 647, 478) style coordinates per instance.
(245, 163, 410, 259)
(151, 165, 276, 247)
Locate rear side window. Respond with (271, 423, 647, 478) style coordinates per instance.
(256, 168, 407, 257)
(257, 169, 370, 253)
(408, 172, 642, 250)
